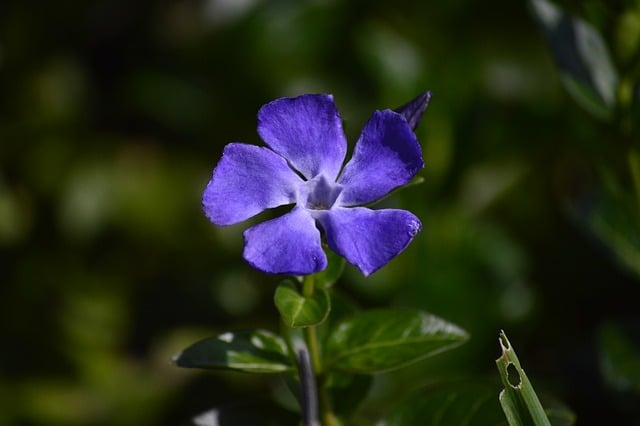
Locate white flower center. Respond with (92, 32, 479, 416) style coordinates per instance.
(298, 174, 343, 211)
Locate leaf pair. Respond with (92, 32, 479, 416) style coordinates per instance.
(174, 309, 468, 375)
(273, 251, 346, 328)
(274, 280, 330, 328)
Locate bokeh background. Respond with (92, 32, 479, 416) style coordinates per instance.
(2, 0, 640, 424)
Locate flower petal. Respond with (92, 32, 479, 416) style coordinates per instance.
(243, 207, 327, 275)
(203, 143, 302, 226)
(316, 207, 421, 276)
(337, 110, 423, 206)
(257, 94, 347, 180)
(394, 91, 431, 131)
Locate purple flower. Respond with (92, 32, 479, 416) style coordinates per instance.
(203, 94, 426, 276)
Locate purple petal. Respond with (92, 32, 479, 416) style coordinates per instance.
(257, 94, 347, 180)
(394, 91, 431, 131)
(316, 207, 421, 276)
(338, 110, 423, 206)
(243, 207, 327, 275)
(203, 143, 302, 226)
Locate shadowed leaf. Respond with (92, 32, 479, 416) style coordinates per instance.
(529, 0, 618, 119)
(173, 330, 293, 373)
(190, 403, 298, 425)
(384, 381, 506, 426)
(598, 322, 640, 393)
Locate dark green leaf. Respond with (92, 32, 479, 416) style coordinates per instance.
(384, 381, 573, 426)
(316, 291, 361, 350)
(598, 322, 640, 392)
(274, 280, 330, 328)
(324, 309, 468, 374)
(327, 372, 373, 418)
(572, 163, 640, 280)
(529, 0, 618, 119)
(539, 396, 576, 426)
(384, 382, 506, 426)
(190, 403, 298, 425)
(173, 329, 293, 373)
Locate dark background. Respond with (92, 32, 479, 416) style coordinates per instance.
(1, 0, 639, 424)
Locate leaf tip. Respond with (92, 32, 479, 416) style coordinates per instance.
(498, 330, 511, 352)
(171, 351, 183, 366)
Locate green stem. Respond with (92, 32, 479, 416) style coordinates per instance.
(302, 273, 315, 297)
(302, 274, 340, 426)
(302, 275, 321, 374)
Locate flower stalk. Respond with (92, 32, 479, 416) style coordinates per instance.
(302, 274, 322, 374)
(297, 348, 319, 426)
(302, 272, 341, 426)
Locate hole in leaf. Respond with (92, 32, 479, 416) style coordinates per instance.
(506, 362, 521, 388)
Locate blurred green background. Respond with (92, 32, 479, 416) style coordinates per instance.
(2, 0, 640, 424)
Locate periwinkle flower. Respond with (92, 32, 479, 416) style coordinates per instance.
(203, 93, 428, 276)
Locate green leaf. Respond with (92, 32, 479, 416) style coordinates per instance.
(590, 206, 640, 279)
(496, 331, 554, 426)
(274, 280, 330, 328)
(327, 372, 373, 419)
(598, 322, 640, 392)
(529, 0, 618, 120)
(384, 380, 573, 426)
(315, 249, 346, 290)
(324, 309, 468, 374)
(316, 291, 361, 352)
(574, 164, 640, 280)
(384, 382, 506, 426)
(173, 329, 293, 373)
(541, 397, 576, 426)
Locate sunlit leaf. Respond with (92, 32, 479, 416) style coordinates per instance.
(529, 0, 618, 119)
(324, 309, 468, 374)
(173, 330, 293, 373)
(274, 280, 330, 328)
